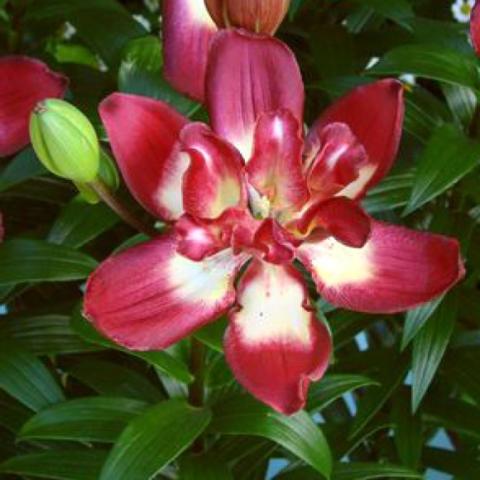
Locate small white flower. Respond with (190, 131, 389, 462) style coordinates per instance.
(62, 22, 77, 40)
(133, 14, 151, 31)
(144, 0, 159, 13)
(399, 73, 417, 86)
(96, 55, 108, 73)
(451, 0, 475, 23)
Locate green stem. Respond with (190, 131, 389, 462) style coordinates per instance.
(188, 338, 206, 453)
(88, 180, 157, 237)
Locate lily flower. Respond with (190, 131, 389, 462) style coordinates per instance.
(0, 56, 68, 157)
(470, 0, 480, 54)
(84, 30, 464, 414)
(163, 0, 290, 100)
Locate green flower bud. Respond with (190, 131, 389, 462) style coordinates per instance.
(29, 99, 100, 183)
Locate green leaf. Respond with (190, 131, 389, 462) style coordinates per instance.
(68, 358, 164, 403)
(0, 342, 64, 411)
(349, 352, 409, 439)
(351, 0, 414, 29)
(71, 308, 193, 384)
(119, 36, 200, 116)
(210, 395, 332, 479)
(0, 148, 46, 192)
(442, 84, 477, 129)
(412, 294, 458, 412)
(195, 317, 227, 353)
(100, 400, 211, 480)
(307, 374, 379, 413)
(0, 450, 108, 480)
(19, 397, 147, 443)
(0, 314, 96, 355)
(401, 295, 444, 350)
(0, 239, 97, 286)
(369, 44, 480, 91)
(332, 462, 422, 480)
(404, 124, 480, 214)
(48, 196, 119, 248)
(0, 393, 31, 433)
(180, 454, 233, 480)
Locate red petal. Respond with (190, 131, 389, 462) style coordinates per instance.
(253, 219, 297, 264)
(99, 93, 188, 220)
(247, 110, 308, 213)
(304, 122, 368, 199)
(225, 260, 332, 414)
(84, 234, 247, 350)
(471, 1, 480, 56)
(296, 197, 371, 248)
(180, 123, 246, 219)
(0, 56, 68, 157)
(297, 220, 464, 314)
(206, 29, 304, 160)
(163, 0, 217, 101)
(310, 79, 404, 198)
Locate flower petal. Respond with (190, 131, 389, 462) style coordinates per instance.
(0, 56, 68, 157)
(99, 93, 188, 220)
(296, 197, 371, 248)
(297, 220, 464, 314)
(247, 110, 308, 213)
(225, 260, 332, 414)
(304, 122, 368, 199)
(180, 123, 246, 219)
(471, 1, 480, 56)
(206, 29, 304, 160)
(310, 79, 404, 198)
(163, 0, 217, 101)
(84, 234, 247, 350)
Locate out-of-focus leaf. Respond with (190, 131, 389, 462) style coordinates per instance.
(0, 342, 64, 411)
(401, 295, 444, 350)
(392, 391, 422, 469)
(119, 36, 199, 116)
(423, 447, 480, 478)
(0, 314, 96, 355)
(25, 0, 146, 67)
(404, 124, 480, 215)
(195, 318, 227, 353)
(351, 0, 414, 29)
(210, 395, 332, 479)
(0, 239, 97, 286)
(0, 148, 46, 192)
(370, 45, 480, 91)
(180, 454, 233, 480)
(424, 398, 480, 439)
(0, 450, 108, 480)
(68, 358, 163, 403)
(100, 400, 211, 480)
(307, 374, 379, 413)
(0, 393, 31, 433)
(411, 294, 457, 412)
(71, 308, 193, 384)
(331, 462, 422, 480)
(442, 84, 477, 129)
(19, 397, 147, 443)
(349, 352, 409, 439)
(48, 196, 119, 248)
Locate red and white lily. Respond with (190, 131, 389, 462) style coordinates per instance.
(0, 56, 68, 157)
(163, 0, 290, 101)
(84, 30, 464, 414)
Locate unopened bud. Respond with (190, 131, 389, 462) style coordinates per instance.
(205, 0, 290, 34)
(30, 99, 99, 183)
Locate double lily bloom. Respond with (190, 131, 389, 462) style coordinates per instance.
(84, 29, 464, 414)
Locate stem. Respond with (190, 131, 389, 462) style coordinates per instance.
(88, 180, 157, 237)
(188, 338, 206, 453)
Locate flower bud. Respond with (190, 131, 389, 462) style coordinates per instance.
(29, 99, 99, 183)
(205, 0, 290, 34)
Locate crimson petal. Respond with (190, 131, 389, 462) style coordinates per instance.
(99, 93, 188, 220)
(84, 234, 247, 350)
(0, 56, 68, 157)
(206, 29, 304, 161)
(297, 220, 464, 314)
(163, 0, 218, 101)
(225, 260, 332, 414)
(471, 1, 480, 56)
(310, 79, 404, 199)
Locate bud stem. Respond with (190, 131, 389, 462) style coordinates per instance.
(88, 180, 158, 237)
